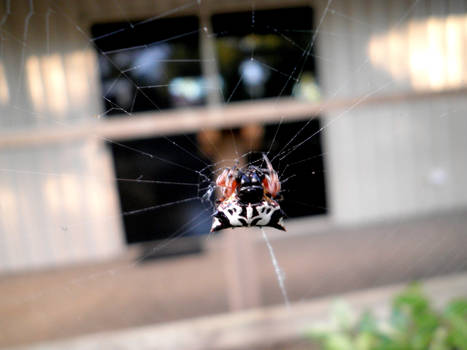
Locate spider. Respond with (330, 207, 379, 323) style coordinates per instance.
(210, 154, 286, 232)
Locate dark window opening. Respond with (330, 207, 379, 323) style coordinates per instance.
(92, 16, 213, 247)
(92, 16, 204, 114)
(110, 135, 212, 244)
(249, 119, 327, 218)
(212, 7, 319, 103)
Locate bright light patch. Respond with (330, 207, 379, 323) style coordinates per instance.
(368, 14, 467, 91)
(0, 62, 10, 105)
(26, 56, 46, 113)
(42, 54, 69, 116)
(65, 50, 94, 110)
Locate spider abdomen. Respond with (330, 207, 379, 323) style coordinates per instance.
(211, 199, 285, 232)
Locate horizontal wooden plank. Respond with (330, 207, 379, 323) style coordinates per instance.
(12, 273, 467, 350)
(1, 87, 466, 149)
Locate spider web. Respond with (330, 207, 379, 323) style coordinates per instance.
(0, 0, 466, 347)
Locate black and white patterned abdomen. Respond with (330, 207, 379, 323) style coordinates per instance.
(211, 198, 285, 232)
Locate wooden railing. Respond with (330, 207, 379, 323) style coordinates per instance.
(1, 87, 466, 149)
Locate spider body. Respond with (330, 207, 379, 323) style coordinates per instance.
(236, 167, 264, 203)
(211, 154, 286, 232)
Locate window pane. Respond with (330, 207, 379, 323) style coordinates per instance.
(92, 16, 204, 114)
(212, 7, 318, 103)
(110, 135, 212, 244)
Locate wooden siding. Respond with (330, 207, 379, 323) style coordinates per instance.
(316, 0, 467, 223)
(0, 0, 124, 271)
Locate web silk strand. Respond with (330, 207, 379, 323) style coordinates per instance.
(261, 228, 290, 307)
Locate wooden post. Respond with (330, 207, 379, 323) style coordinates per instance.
(198, 125, 264, 311)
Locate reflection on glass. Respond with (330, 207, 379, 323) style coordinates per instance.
(169, 77, 206, 106)
(92, 16, 204, 114)
(292, 72, 320, 101)
(239, 59, 270, 98)
(212, 7, 319, 103)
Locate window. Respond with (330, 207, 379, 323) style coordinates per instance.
(92, 15, 204, 114)
(92, 5, 326, 246)
(110, 135, 211, 244)
(212, 7, 317, 102)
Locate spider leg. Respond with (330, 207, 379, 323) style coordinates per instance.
(216, 168, 229, 187)
(216, 168, 237, 201)
(262, 154, 281, 198)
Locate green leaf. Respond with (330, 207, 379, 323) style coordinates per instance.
(307, 284, 467, 350)
(358, 312, 378, 333)
(444, 299, 467, 349)
(324, 333, 354, 350)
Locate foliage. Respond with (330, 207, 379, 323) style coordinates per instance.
(308, 284, 467, 350)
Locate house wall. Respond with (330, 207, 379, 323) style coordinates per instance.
(1, 0, 466, 271)
(316, 0, 467, 223)
(0, 0, 124, 271)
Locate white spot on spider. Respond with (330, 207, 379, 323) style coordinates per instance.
(211, 217, 221, 231)
(246, 205, 253, 220)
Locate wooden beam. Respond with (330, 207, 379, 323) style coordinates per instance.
(1, 87, 466, 149)
(13, 273, 467, 350)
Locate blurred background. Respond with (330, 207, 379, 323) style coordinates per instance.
(0, 0, 466, 349)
